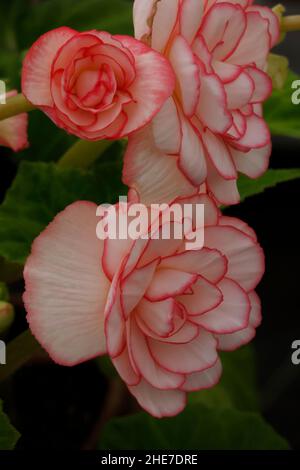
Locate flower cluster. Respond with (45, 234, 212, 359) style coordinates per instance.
(21, 0, 279, 417)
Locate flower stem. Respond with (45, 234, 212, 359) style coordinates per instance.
(0, 329, 44, 383)
(58, 139, 113, 169)
(281, 15, 300, 32)
(0, 93, 35, 121)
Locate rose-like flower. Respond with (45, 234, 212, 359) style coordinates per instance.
(21, 27, 175, 141)
(123, 0, 280, 205)
(24, 195, 264, 417)
(0, 90, 28, 152)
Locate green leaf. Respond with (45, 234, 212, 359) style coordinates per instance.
(100, 403, 289, 450)
(264, 70, 300, 139)
(190, 346, 259, 411)
(0, 400, 20, 450)
(0, 157, 126, 265)
(238, 169, 300, 203)
(18, 0, 133, 50)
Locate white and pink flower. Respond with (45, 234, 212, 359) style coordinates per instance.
(123, 0, 280, 205)
(24, 195, 264, 417)
(21, 27, 175, 141)
(0, 90, 28, 152)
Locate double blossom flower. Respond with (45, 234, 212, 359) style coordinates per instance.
(124, 0, 279, 204)
(24, 196, 264, 417)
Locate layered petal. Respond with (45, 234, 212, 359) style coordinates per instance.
(24, 202, 110, 366)
(22, 27, 77, 106)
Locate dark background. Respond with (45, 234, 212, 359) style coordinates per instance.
(0, 0, 299, 450)
(228, 0, 300, 450)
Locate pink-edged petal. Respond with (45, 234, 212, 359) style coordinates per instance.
(227, 11, 270, 68)
(246, 67, 272, 103)
(122, 238, 150, 278)
(136, 297, 176, 337)
(194, 278, 250, 333)
(152, 0, 181, 52)
(136, 307, 199, 344)
(0, 110, 28, 152)
(181, 358, 222, 392)
(164, 320, 199, 343)
(199, 3, 246, 60)
(247, 5, 280, 47)
(139, 222, 185, 267)
(104, 260, 127, 358)
(233, 113, 271, 149)
(152, 97, 181, 154)
(197, 73, 232, 134)
(178, 276, 223, 316)
(24, 202, 110, 366)
(230, 143, 271, 179)
(117, 35, 175, 136)
(113, 347, 141, 386)
(206, 158, 240, 205)
(203, 128, 237, 179)
(103, 237, 133, 281)
(148, 329, 218, 374)
(145, 269, 197, 301)
(169, 35, 200, 117)
(129, 378, 186, 418)
(133, 0, 157, 42)
(228, 110, 247, 140)
(121, 260, 158, 317)
(225, 71, 254, 109)
(180, 0, 205, 44)
(212, 60, 241, 83)
(175, 193, 220, 226)
(178, 115, 207, 186)
(129, 317, 184, 389)
(193, 35, 213, 73)
(102, 205, 134, 281)
(204, 225, 265, 291)
(124, 126, 195, 205)
(22, 27, 77, 106)
(217, 290, 261, 351)
(205, 0, 249, 10)
(160, 248, 227, 284)
(218, 216, 257, 241)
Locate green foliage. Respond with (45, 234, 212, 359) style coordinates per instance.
(0, 156, 126, 265)
(100, 403, 289, 450)
(0, 400, 20, 450)
(264, 71, 300, 139)
(18, 0, 132, 48)
(238, 169, 300, 202)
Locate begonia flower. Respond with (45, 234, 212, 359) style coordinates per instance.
(24, 195, 264, 417)
(21, 27, 175, 141)
(123, 0, 280, 205)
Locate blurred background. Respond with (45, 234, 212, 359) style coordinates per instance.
(0, 0, 299, 450)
